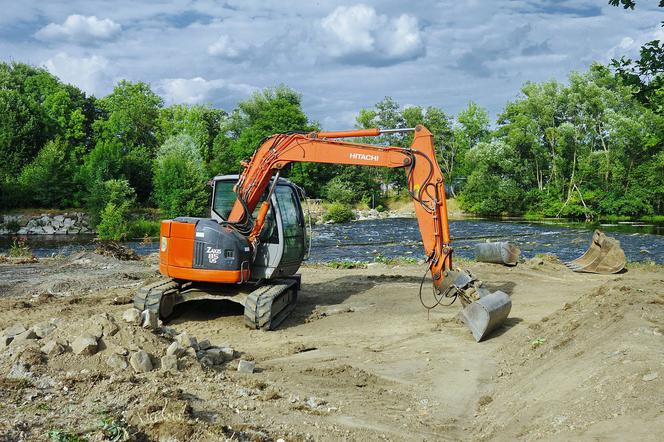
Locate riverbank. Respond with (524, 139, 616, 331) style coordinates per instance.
(0, 253, 662, 440)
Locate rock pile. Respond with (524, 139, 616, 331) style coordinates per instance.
(1, 307, 243, 377)
(0, 212, 92, 235)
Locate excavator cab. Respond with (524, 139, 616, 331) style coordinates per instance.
(210, 175, 308, 280)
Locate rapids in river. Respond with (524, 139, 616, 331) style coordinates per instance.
(1, 218, 662, 264)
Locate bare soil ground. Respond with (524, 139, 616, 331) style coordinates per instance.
(0, 252, 662, 441)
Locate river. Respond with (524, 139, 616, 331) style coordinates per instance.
(0, 218, 663, 264)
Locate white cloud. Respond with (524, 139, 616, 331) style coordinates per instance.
(207, 35, 247, 59)
(43, 52, 112, 96)
(321, 4, 425, 66)
(35, 14, 121, 42)
(158, 77, 257, 106)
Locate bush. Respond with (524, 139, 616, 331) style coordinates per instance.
(8, 237, 31, 257)
(153, 134, 209, 219)
(96, 202, 130, 241)
(324, 202, 355, 223)
(324, 176, 356, 204)
(87, 179, 136, 226)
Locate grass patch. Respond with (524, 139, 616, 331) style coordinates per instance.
(642, 215, 664, 222)
(373, 254, 418, 265)
(127, 219, 160, 239)
(325, 260, 367, 269)
(47, 430, 87, 442)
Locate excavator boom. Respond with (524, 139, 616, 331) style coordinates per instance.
(229, 125, 511, 341)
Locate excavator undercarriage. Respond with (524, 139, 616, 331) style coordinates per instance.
(134, 275, 300, 330)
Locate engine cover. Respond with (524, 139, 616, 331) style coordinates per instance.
(160, 218, 252, 283)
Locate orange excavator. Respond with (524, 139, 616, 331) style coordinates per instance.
(134, 125, 511, 341)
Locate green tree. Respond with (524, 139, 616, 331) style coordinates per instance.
(153, 134, 209, 219)
(158, 104, 225, 170)
(459, 141, 528, 216)
(90, 81, 162, 202)
(18, 138, 76, 208)
(210, 86, 314, 174)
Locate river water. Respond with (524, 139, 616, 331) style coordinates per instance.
(0, 218, 663, 264)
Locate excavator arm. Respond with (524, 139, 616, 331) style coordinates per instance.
(227, 125, 512, 341)
(229, 125, 454, 294)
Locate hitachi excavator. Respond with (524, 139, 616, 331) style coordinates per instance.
(134, 125, 511, 341)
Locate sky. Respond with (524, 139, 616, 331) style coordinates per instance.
(0, 1, 662, 128)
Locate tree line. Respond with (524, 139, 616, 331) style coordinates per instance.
(1, 57, 663, 230)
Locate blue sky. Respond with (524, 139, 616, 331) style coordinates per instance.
(1, 1, 661, 127)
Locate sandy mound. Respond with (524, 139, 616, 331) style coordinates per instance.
(473, 271, 664, 441)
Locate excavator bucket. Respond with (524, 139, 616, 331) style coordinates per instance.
(565, 230, 627, 274)
(458, 290, 512, 342)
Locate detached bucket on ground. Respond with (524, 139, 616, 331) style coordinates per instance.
(565, 230, 626, 274)
(459, 290, 512, 342)
(474, 242, 521, 266)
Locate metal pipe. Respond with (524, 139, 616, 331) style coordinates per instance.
(380, 127, 416, 134)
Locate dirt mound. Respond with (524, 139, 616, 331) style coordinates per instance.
(473, 271, 664, 441)
(0, 304, 297, 441)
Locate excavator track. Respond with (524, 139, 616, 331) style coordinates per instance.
(244, 279, 298, 330)
(133, 279, 180, 319)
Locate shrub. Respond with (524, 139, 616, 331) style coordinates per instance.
(87, 179, 136, 226)
(324, 202, 355, 223)
(324, 176, 356, 204)
(8, 237, 31, 257)
(153, 134, 208, 219)
(96, 202, 130, 241)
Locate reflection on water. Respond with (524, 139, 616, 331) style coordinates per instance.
(1, 218, 663, 264)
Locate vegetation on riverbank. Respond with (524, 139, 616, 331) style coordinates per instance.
(0, 2, 661, 226)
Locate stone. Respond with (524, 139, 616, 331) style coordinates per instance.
(10, 329, 38, 346)
(40, 340, 65, 356)
(54, 215, 65, 222)
(237, 359, 256, 373)
(129, 350, 153, 373)
(220, 347, 235, 361)
(175, 332, 198, 349)
(106, 354, 128, 370)
(71, 334, 98, 356)
(2, 323, 27, 343)
(31, 322, 56, 338)
(122, 308, 141, 324)
(166, 341, 184, 357)
(206, 348, 224, 365)
(161, 355, 179, 372)
(141, 309, 159, 330)
(200, 356, 215, 367)
(87, 313, 119, 338)
(643, 372, 659, 382)
(198, 339, 212, 350)
(42, 225, 55, 235)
